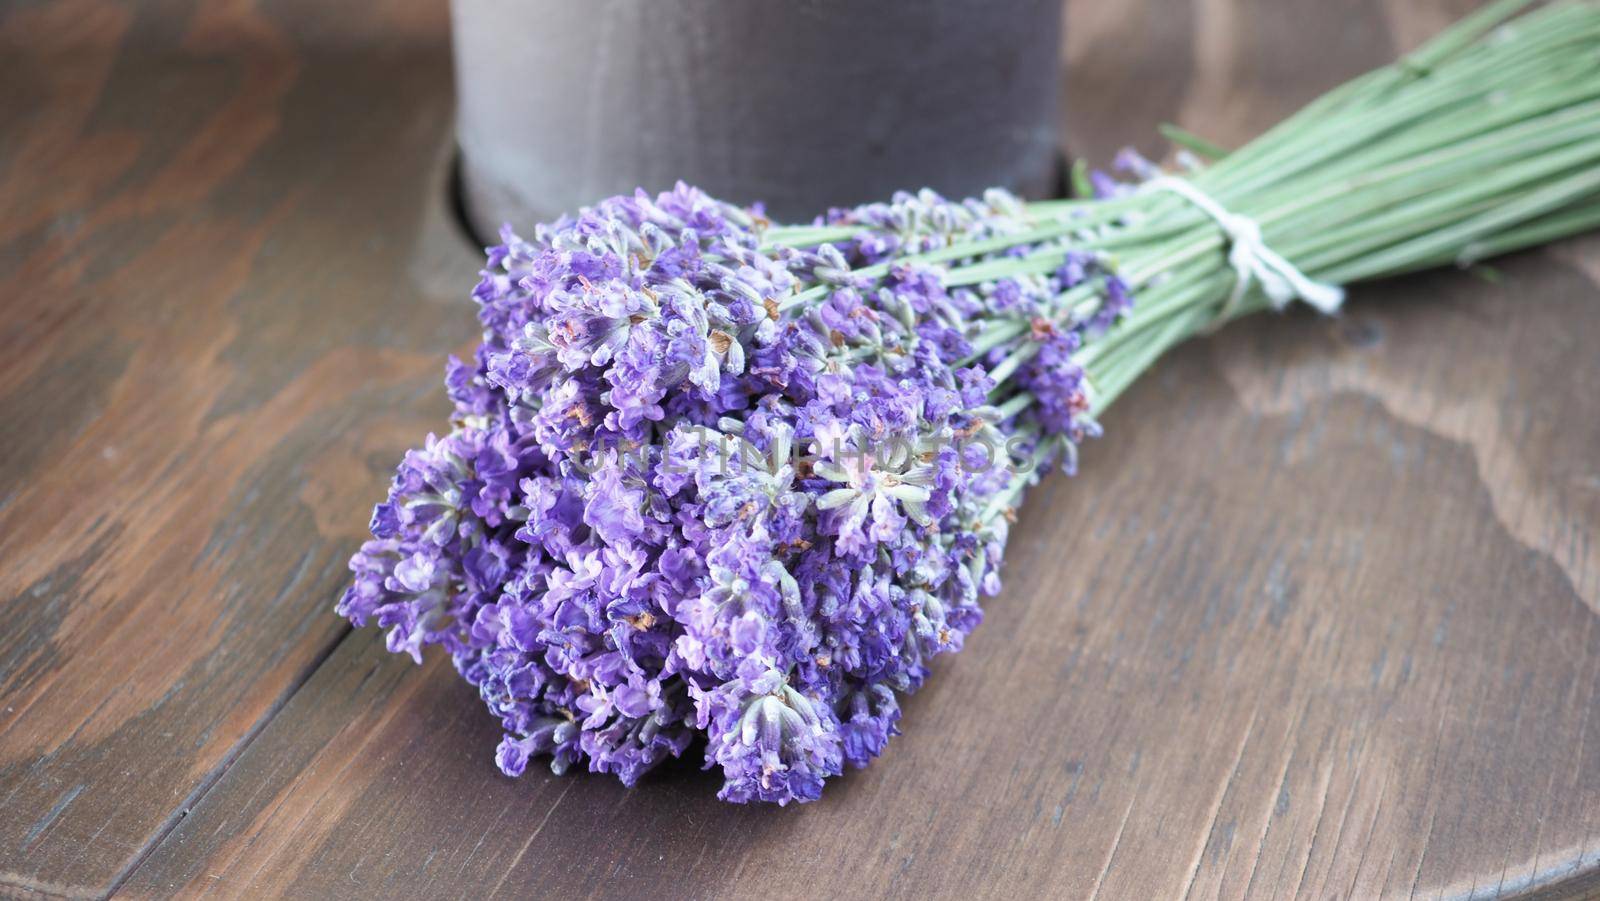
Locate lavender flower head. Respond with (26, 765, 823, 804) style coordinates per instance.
(339, 183, 1131, 804)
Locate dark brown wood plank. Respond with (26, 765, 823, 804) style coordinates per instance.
(0, 2, 479, 896)
(5, 0, 1599, 898)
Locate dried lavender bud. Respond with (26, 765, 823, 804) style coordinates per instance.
(339, 183, 1112, 804)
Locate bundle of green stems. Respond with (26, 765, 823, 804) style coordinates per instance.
(770, 0, 1600, 419)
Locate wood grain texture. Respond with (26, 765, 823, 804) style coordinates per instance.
(0, 1, 476, 896)
(2, 0, 1598, 899)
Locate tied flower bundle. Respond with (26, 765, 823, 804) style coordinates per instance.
(339, 0, 1600, 804)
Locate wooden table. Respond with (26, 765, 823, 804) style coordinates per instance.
(3, 1, 1598, 898)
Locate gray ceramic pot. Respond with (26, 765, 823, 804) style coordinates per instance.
(452, 0, 1062, 233)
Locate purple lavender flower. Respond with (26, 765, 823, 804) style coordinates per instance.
(338, 181, 1133, 804)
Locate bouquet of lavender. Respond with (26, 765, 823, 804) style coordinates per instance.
(339, 0, 1600, 804)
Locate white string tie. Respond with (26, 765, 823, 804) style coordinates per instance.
(1139, 176, 1345, 316)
